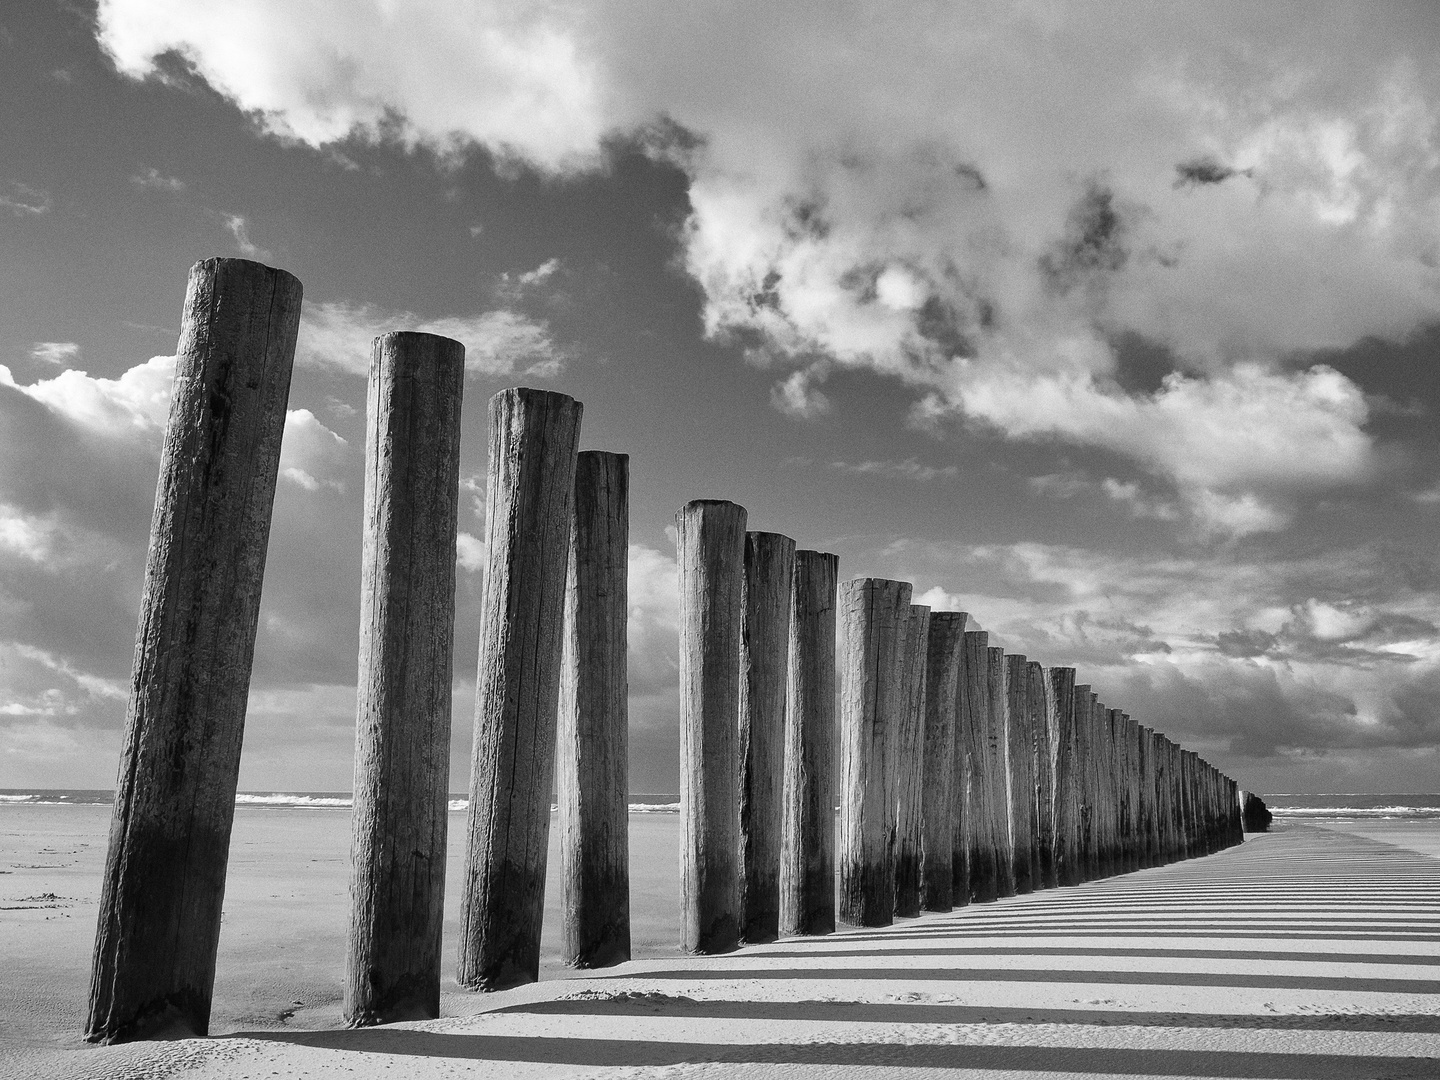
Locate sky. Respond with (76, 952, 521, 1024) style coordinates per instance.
(2, 0, 1440, 797)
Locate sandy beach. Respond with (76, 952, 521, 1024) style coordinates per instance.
(5, 809, 1440, 1079)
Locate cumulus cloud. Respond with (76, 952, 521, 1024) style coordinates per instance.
(883, 535, 1440, 764)
(278, 409, 348, 492)
(297, 299, 567, 379)
(0, 355, 174, 439)
(91, 0, 1440, 543)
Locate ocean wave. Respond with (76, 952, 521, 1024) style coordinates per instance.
(630, 802, 681, 814)
(1271, 805, 1440, 818)
(0, 793, 41, 803)
(234, 793, 352, 809)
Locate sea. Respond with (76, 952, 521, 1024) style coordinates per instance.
(3, 790, 1437, 822)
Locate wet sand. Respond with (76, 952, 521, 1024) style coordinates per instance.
(4, 810, 1440, 1078)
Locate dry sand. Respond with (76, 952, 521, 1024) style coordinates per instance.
(4, 809, 1440, 1079)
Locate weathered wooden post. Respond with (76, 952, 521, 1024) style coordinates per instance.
(345, 332, 465, 1026)
(1005, 654, 1034, 895)
(961, 631, 996, 902)
(1137, 725, 1155, 869)
(989, 647, 1017, 897)
(780, 550, 838, 937)
(557, 451, 630, 968)
(739, 531, 795, 944)
(839, 578, 911, 926)
(676, 500, 747, 953)
(87, 259, 301, 1044)
(1049, 667, 1082, 887)
(1073, 685, 1097, 880)
(893, 604, 930, 918)
(1029, 661, 1055, 890)
(951, 635, 974, 907)
(458, 388, 583, 991)
(921, 612, 966, 911)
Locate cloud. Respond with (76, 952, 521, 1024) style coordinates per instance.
(456, 531, 485, 572)
(829, 457, 959, 482)
(298, 299, 567, 378)
(0, 355, 174, 439)
(224, 213, 273, 261)
(278, 409, 348, 492)
(497, 257, 562, 299)
(1, 181, 51, 216)
(877, 534, 1440, 762)
(130, 167, 186, 192)
(29, 342, 81, 367)
(91, 1, 1440, 544)
(96, 0, 611, 172)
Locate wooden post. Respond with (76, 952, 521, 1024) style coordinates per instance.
(1109, 709, 1127, 875)
(1029, 661, 1055, 890)
(989, 647, 1016, 898)
(951, 633, 973, 907)
(921, 612, 966, 912)
(458, 388, 583, 991)
(961, 631, 995, 902)
(557, 451, 630, 968)
(1048, 668, 1082, 887)
(1005, 654, 1034, 895)
(779, 550, 838, 937)
(675, 500, 747, 953)
(893, 604, 930, 918)
(739, 531, 795, 944)
(838, 578, 911, 926)
(86, 258, 301, 1044)
(345, 332, 465, 1026)
(1073, 685, 1096, 881)
(1137, 725, 1154, 870)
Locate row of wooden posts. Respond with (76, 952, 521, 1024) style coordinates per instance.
(84, 258, 1244, 1046)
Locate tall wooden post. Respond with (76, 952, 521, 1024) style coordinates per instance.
(739, 531, 795, 944)
(780, 550, 838, 937)
(1005, 654, 1034, 895)
(345, 332, 465, 1026)
(988, 647, 1016, 898)
(1073, 686, 1096, 880)
(87, 259, 301, 1044)
(458, 388, 583, 991)
(961, 631, 995, 902)
(1030, 662, 1057, 890)
(557, 451, 630, 968)
(1048, 668, 1082, 887)
(838, 578, 911, 926)
(676, 500, 747, 953)
(921, 612, 966, 911)
(893, 604, 930, 918)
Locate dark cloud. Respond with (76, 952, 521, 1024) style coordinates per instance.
(1173, 155, 1252, 189)
(1040, 180, 1129, 293)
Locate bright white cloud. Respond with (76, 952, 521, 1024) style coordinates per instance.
(93, 0, 1440, 536)
(297, 300, 566, 379)
(0, 355, 174, 439)
(278, 409, 348, 492)
(456, 531, 485, 572)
